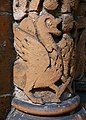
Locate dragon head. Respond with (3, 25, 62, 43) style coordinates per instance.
(45, 15, 62, 36)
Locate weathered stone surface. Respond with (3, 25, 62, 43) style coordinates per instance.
(7, 107, 86, 120)
(0, 0, 86, 118)
(13, 0, 77, 106)
(13, 0, 28, 20)
(43, 0, 58, 10)
(19, 17, 36, 37)
(13, 14, 63, 103)
(58, 34, 75, 80)
(29, 0, 41, 11)
(10, 0, 86, 117)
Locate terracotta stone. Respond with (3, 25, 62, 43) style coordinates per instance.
(43, 0, 58, 10)
(8, 0, 86, 118)
(13, 0, 28, 20)
(29, 0, 41, 12)
(0, 0, 86, 119)
(13, 0, 76, 105)
(13, 14, 64, 103)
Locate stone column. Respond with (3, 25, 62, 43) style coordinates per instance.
(7, 0, 86, 119)
(0, 0, 14, 119)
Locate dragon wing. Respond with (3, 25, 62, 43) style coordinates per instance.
(14, 26, 50, 82)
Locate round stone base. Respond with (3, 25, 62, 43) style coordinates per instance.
(11, 95, 80, 116)
(6, 107, 86, 120)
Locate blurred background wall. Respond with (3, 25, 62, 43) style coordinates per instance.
(0, 0, 15, 119)
(75, 0, 86, 108)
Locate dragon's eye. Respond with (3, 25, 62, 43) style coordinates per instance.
(45, 18, 52, 27)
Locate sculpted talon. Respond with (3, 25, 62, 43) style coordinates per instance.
(24, 90, 43, 104)
(31, 97, 43, 104)
(56, 98, 61, 103)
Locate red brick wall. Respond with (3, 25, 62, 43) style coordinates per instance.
(0, 0, 14, 119)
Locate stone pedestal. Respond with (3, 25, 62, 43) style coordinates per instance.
(7, 105, 86, 120)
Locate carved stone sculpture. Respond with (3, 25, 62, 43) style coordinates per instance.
(7, 0, 86, 119)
